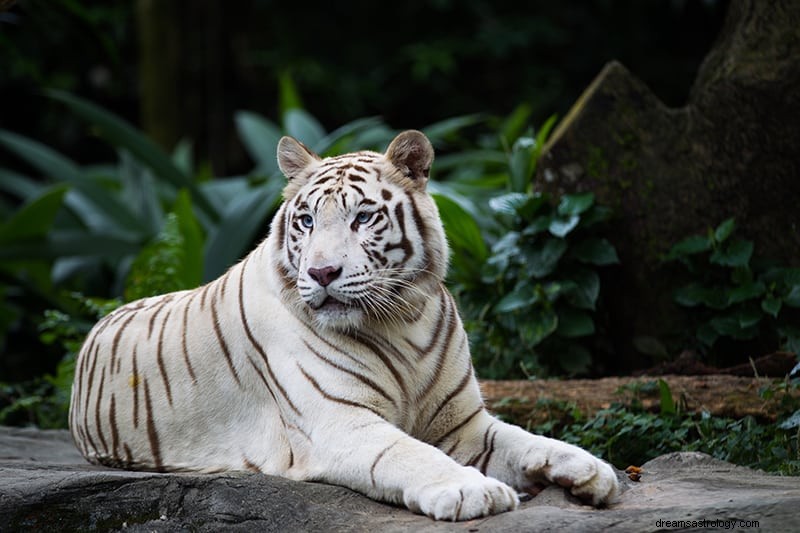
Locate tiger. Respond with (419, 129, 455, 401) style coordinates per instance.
(69, 130, 619, 521)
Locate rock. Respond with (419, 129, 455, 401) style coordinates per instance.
(535, 0, 800, 372)
(2, 426, 799, 532)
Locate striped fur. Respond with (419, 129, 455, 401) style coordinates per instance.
(69, 131, 618, 521)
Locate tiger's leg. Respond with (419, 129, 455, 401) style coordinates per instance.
(441, 409, 620, 506)
(303, 418, 519, 521)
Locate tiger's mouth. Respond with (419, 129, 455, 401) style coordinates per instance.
(316, 296, 351, 311)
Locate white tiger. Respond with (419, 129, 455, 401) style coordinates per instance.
(69, 130, 619, 521)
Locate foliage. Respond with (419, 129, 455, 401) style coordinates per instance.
(0, 295, 119, 428)
(433, 113, 619, 378)
(664, 217, 800, 360)
(520, 378, 800, 475)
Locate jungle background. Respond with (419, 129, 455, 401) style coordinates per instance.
(1, 0, 799, 474)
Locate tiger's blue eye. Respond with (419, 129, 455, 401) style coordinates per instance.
(356, 211, 372, 224)
(300, 214, 314, 228)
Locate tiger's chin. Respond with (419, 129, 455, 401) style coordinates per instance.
(308, 297, 366, 331)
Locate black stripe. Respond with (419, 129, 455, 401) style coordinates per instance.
(370, 437, 403, 487)
(433, 406, 483, 449)
(109, 392, 120, 462)
(181, 292, 199, 384)
(211, 292, 242, 387)
(422, 363, 474, 436)
(347, 332, 408, 396)
(147, 297, 171, 340)
(83, 344, 99, 428)
(94, 365, 108, 454)
(143, 378, 163, 471)
(132, 346, 140, 429)
(156, 308, 174, 406)
(297, 362, 386, 420)
(238, 258, 301, 415)
(479, 427, 498, 475)
(111, 312, 137, 374)
(303, 339, 398, 410)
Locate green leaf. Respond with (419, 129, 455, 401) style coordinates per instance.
(533, 115, 558, 156)
(571, 238, 620, 265)
(523, 238, 567, 278)
(0, 186, 67, 243)
(658, 379, 676, 415)
(317, 117, 391, 154)
(761, 296, 782, 318)
(283, 108, 326, 150)
(234, 111, 282, 175)
(522, 215, 553, 237)
(726, 281, 765, 305)
(203, 181, 283, 281)
(563, 268, 600, 310)
(713, 217, 736, 244)
(125, 214, 188, 301)
(0, 168, 44, 200)
(665, 234, 711, 260)
(0, 231, 141, 261)
(778, 326, 800, 354)
(508, 137, 535, 193)
(548, 214, 580, 238)
(785, 284, 800, 308)
(519, 307, 558, 347)
(0, 129, 145, 237)
(172, 190, 204, 289)
(556, 308, 595, 338)
(779, 410, 800, 430)
(499, 104, 533, 145)
(735, 307, 762, 329)
(710, 239, 753, 268)
(422, 114, 483, 143)
(432, 193, 487, 262)
(674, 283, 728, 309)
(488, 192, 530, 216)
(708, 314, 758, 340)
(494, 284, 539, 313)
(557, 192, 594, 217)
(278, 70, 304, 115)
(44, 90, 219, 223)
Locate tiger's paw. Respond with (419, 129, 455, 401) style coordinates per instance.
(521, 442, 619, 506)
(404, 468, 519, 521)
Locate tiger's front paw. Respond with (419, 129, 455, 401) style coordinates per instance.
(404, 467, 519, 521)
(521, 442, 619, 506)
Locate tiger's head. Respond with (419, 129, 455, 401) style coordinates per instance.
(272, 130, 449, 331)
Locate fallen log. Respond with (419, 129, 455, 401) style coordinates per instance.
(480, 374, 798, 427)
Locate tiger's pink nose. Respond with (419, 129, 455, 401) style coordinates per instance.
(308, 266, 342, 287)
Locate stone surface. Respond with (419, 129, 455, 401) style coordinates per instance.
(2, 426, 799, 532)
(535, 0, 800, 373)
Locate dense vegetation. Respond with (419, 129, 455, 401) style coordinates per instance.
(1, 0, 797, 474)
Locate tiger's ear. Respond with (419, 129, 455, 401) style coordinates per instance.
(277, 136, 320, 179)
(385, 130, 434, 186)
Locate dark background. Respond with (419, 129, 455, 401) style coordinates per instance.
(0, 0, 727, 175)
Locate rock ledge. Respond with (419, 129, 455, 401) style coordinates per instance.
(1, 426, 798, 532)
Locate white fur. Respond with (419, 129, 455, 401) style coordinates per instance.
(69, 131, 619, 521)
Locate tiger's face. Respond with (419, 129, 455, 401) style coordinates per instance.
(274, 131, 448, 331)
